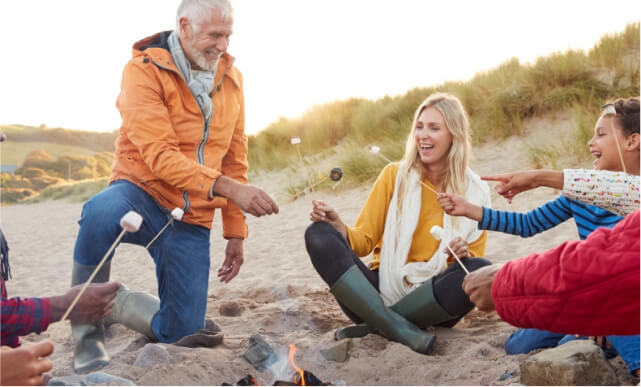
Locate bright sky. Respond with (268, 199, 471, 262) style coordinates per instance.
(0, 1, 638, 135)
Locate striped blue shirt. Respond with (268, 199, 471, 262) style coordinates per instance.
(479, 196, 623, 240)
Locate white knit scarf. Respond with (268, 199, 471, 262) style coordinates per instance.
(379, 165, 489, 306)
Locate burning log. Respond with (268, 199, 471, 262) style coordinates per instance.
(223, 375, 260, 386)
(226, 370, 328, 386)
(228, 343, 329, 386)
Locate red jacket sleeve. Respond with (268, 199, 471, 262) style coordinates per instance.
(492, 210, 640, 336)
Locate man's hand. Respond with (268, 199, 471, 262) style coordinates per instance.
(0, 341, 54, 386)
(50, 281, 120, 323)
(461, 264, 503, 311)
(218, 238, 244, 283)
(213, 176, 279, 217)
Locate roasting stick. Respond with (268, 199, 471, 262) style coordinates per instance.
(601, 104, 628, 175)
(60, 211, 143, 322)
(368, 145, 440, 196)
(430, 225, 469, 275)
(291, 167, 344, 199)
(144, 208, 184, 250)
(291, 136, 315, 194)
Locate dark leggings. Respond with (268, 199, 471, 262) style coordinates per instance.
(304, 221, 492, 326)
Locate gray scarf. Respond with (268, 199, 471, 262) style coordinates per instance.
(168, 31, 215, 120)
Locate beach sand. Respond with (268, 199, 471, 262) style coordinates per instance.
(1, 124, 637, 385)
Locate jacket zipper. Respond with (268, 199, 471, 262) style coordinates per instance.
(151, 56, 235, 215)
(196, 60, 235, 164)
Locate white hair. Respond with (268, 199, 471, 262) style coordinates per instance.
(176, 0, 233, 34)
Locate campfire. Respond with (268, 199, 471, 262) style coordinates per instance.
(225, 345, 328, 386)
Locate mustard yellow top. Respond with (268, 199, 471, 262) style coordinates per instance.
(346, 164, 488, 270)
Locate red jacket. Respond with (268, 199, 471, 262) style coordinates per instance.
(492, 210, 640, 336)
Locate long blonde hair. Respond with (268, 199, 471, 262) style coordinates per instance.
(396, 92, 471, 214)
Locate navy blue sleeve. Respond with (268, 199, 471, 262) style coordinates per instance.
(478, 196, 573, 237)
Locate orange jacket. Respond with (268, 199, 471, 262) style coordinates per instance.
(110, 32, 248, 237)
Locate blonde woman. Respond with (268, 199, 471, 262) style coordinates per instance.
(304, 93, 491, 354)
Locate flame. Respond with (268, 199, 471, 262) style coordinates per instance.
(288, 344, 306, 386)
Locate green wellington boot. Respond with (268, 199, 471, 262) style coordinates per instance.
(71, 261, 111, 373)
(335, 276, 456, 340)
(104, 284, 159, 340)
(330, 266, 435, 354)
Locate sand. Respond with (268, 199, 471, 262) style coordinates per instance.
(1, 121, 637, 385)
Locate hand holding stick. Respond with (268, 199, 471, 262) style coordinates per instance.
(60, 211, 143, 322)
(430, 225, 469, 275)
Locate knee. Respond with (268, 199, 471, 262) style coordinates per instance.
(79, 190, 128, 230)
(304, 222, 337, 256)
(465, 257, 492, 272)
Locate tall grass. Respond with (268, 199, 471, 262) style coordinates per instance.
(21, 178, 109, 204)
(249, 23, 639, 185)
(526, 103, 600, 169)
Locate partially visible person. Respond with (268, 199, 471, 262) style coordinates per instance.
(0, 132, 120, 349)
(0, 340, 54, 386)
(305, 93, 492, 354)
(1, 229, 120, 348)
(481, 97, 640, 216)
(441, 97, 640, 374)
(462, 209, 640, 375)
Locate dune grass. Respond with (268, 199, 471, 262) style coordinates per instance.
(0, 141, 100, 166)
(249, 23, 639, 193)
(20, 178, 109, 204)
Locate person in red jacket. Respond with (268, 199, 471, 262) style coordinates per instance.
(462, 209, 640, 337)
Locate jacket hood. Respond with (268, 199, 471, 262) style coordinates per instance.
(131, 31, 239, 88)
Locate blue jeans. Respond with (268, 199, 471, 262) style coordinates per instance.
(73, 180, 211, 343)
(505, 328, 640, 373)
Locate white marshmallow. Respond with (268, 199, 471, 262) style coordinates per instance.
(370, 145, 381, 155)
(171, 208, 184, 221)
(290, 136, 301, 145)
(120, 211, 143, 232)
(430, 225, 445, 241)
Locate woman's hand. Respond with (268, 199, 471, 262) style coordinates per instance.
(443, 236, 470, 258)
(310, 200, 347, 238)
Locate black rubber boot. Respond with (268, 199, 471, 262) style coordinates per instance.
(104, 284, 159, 340)
(71, 261, 111, 373)
(335, 277, 455, 340)
(330, 266, 435, 354)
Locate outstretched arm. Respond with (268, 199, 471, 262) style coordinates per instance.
(481, 170, 563, 203)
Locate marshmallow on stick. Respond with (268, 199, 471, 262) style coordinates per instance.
(61, 211, 143, 321)
(430, 225, 470, 275)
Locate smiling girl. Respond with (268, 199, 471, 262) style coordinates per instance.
(438, 96, 640, 375)
(304, 93, 492, 354)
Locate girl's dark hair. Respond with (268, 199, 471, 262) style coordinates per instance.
(610, 97, 640, 136)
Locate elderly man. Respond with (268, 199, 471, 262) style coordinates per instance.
(70, 0, 278, 373)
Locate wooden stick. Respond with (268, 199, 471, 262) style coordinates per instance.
(60, 228, 127, 322)
(611, 119, 628, 174)
(144, 219, 172, 249)
(370, 147, 440, 195)
(295, 145, 315, 194)
(444, 243, 470, 275)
